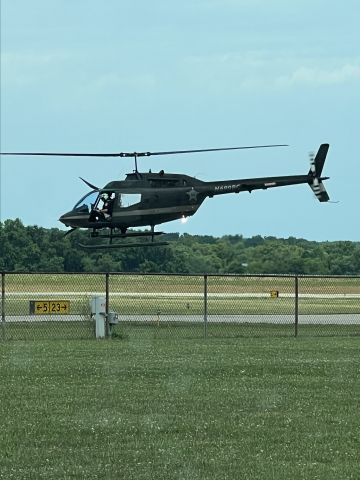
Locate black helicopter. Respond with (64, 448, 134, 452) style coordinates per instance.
(1, 143, 330, 248)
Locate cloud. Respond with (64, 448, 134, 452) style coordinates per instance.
(2, 51, 71, 69)
(1, 51, 72, 86)
(276, 63, 360, 87)
(89, 73, 157, 91)
(183, 52, 360, 93)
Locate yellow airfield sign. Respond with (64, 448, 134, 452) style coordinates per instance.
(270, 290, 279, 298)
(29, 300, 70, 315)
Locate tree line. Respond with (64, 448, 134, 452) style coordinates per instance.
(0, 218, 359, 275)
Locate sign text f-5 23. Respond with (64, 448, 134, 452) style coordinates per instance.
(29, 301, 70, 315)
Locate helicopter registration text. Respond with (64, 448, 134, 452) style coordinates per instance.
(214, 181, 277, 192)
(214, 184, 242, 191)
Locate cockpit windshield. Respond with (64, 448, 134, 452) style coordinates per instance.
(73, 190, 99, 213)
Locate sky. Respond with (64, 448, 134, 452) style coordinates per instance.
(1, 0, 359, 241)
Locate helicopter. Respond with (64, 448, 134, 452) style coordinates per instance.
(1, 143, 330, 248)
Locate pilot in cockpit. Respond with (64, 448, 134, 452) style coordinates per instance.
(92, 192, 114, 221)
(99, 192, 114, 218)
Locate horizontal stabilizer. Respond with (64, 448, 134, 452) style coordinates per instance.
(310, 178, 329, 202)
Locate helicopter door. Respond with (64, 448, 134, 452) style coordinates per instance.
(88, 193, 115, 222)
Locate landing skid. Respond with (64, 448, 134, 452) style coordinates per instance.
(90, 230, 164, 239)
(79, 228, 168, 249)
(79, 241, 169, 249)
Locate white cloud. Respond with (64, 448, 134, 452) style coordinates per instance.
(2, 51, 71, 69)
(183, 52, 360, 92)
(276, 63, 360, 87)
(90, 73, 157, 91)
(1, 51, 72, 85)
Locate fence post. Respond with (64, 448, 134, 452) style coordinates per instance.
(105, 272, 110, 337)
(294, 275, 299, 337)
(204, 274, 208, 338)
(1, 272, 5, 341)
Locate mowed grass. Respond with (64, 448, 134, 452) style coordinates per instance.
(0, 337, 359, 479)
(4, 272, 360, 294)
(4, 294, 360, 316)
(3, 273, 359, 319)
(3, 321, 360, 341)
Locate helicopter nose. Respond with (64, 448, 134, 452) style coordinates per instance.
(59, 214, 69, 227)
(59, 211, 75, 227)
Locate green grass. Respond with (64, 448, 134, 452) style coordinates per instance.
(2, 321, 360, 341)
(3, 273, 359, 319)
(1, 321, 95, 341)
(0, 337, 359, 479)
(3, 295, 360, 317)
(3, 272, 360, 294)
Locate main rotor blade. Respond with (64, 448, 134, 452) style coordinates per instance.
(148, 144, 288, 156)
(0, 152, 120, 157)
(0, 144, 288, 158)
(79, 177, 99, 190)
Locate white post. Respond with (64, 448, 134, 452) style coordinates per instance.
(91, 296, 106, 339)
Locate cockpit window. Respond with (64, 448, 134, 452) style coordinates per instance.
(73, 191, 99, 213)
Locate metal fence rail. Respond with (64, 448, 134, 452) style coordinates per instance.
(1, 272, 359, 340)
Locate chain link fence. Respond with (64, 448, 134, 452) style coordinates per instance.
(1, 272, 359, 340)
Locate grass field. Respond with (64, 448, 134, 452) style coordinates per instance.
(3, 295, 360, 317)
(1, 337, 359, 479)
(3, 321, 360, 341)
(3, 273, 360, 296)
(2, 273, 359, 319)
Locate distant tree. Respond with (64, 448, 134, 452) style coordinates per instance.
(1, 218, 359, 275)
